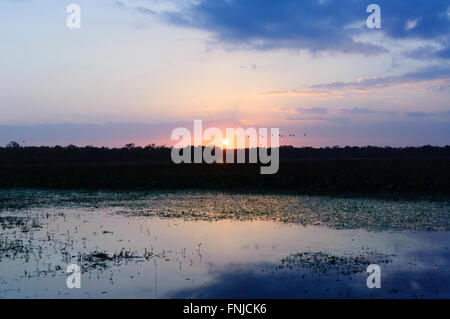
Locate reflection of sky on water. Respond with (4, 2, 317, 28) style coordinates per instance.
(169, 262, 450, 299)
(0, 196, 449, 298)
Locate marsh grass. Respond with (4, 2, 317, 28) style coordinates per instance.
(279, 251, 393, 276)
(1, 190, 448, 231)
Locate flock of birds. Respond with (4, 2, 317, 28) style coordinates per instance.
(276, 134, 307, 138)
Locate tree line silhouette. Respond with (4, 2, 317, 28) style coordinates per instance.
(1, 142, 449, 165)
(1, 142, 448, 198)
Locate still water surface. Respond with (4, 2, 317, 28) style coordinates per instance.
(0, 190, 449, 298)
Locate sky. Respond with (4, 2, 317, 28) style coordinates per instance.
(0, 0, 449, 147)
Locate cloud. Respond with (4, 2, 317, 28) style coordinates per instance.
(260, 88, 339, 96)
(158, 0, 385, 55)
(340, 107, 376, 114)
(405, 111, 433, 118)
(284, 107, 331, 120)
(135, 6, 157, 16)
(379, 1, 449, 40)
(285, 106, 375, 122)
(260, 66, 450, 97)
(152, 0, 450, 56)
(429, 83, 450, 92)
(285, 106, 450, 124)
(405, 42, 450, 60)
(299, 107, 328, 114)
(285, 115, 348, 123)
(310, 66, 450, 92)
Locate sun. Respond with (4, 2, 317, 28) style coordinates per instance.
(222, 138, 229, 147)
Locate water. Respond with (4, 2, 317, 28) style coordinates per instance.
(0, 190, 449, 298)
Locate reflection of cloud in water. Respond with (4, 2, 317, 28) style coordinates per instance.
(169, 252, 450, 298)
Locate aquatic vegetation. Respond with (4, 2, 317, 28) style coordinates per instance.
(278, 251, 393, 277)
(0, 216, 28, 229)
(78, 249, 155, 272)
(114, 192, 450, 231)
(0, 238, 32, 260)
(0, 190, 449, 231)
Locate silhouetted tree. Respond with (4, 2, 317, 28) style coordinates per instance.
(6, 141, 20, 148)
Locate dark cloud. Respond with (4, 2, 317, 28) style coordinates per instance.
(153, 0, 450, 56)
(379, 1, 449, 40)
(159, 0, 383, 54)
